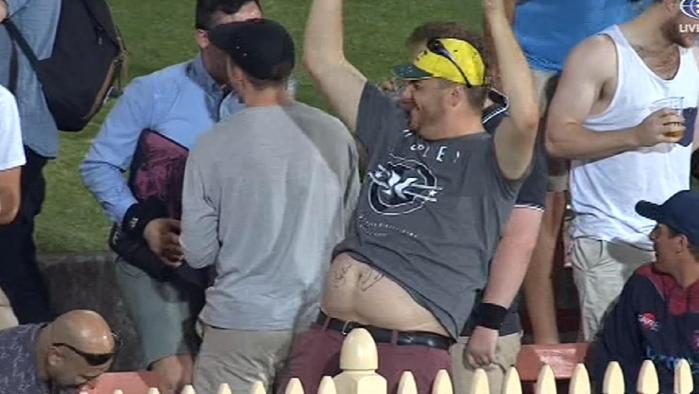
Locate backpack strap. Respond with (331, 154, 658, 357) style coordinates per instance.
(3, 19, 46, 90)
(8, 33, 18, 94)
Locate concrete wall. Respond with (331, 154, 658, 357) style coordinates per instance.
(40, 253, 143, 371)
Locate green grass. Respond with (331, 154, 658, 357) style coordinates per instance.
(36, 0, 483, 253)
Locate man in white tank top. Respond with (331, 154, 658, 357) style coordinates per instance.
(546, 0, 699, 341)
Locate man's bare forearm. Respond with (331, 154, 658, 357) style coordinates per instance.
(482, 208, 543, 308)
(546, 121, 641, 161)
(484, 0, 517, 89)
(486, 10, 537, 138)
(505, 0, 516, 23)
(304, 0, 345, 72)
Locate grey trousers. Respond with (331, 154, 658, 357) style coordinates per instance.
(193, 322, 295, 394)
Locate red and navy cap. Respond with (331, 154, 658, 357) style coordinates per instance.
(209, 18, 295, 82)
(636, 190, 699, 246)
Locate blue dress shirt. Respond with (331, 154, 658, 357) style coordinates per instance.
(81, 55, 244, 224)
(0, 0, 61, 157)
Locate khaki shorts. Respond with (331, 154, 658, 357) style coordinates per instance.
(532, 69, 568, 192)
(450, 332, 522, 394)
(0, 287, 18, 330)
(571, 238, 655, 341)
(194, 323, 294, 394)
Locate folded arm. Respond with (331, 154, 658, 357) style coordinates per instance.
(303, 0, 367, 131)
(80, 79, 153, 224)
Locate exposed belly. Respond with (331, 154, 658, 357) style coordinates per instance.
(321, 253, 449, 337)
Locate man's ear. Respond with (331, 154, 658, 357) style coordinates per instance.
(195, 29, 210, 50)
(226, 59, 247, 88)
(677, 234, 691, 254)
(47, 346, 64, 367)
(449, 85, 466, 108)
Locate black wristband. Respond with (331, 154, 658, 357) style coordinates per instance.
(474, 302, 508, 330)
(692, 150, 698, 181)
(121, 197, 168, 238)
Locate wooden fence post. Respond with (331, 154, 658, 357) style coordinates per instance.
(637, 360, 659, 394)
(180, 385, 196, 394)
(397, 371, 417, 394)
(431, 370, 453, 394)
(602, 361, 624, 394)
(469, 368, 490, 394)
(284, 378, 305, 394)
(249, 381, 267, 394)
(568, 363, 590, 394)
(319, 376, 338, 394)
(534, 365, 556, 394)
(674, 359, 693, 394)
(333, 328, 387, 394)
(502, 367, 523, 394)
(217, 383, 233, 394)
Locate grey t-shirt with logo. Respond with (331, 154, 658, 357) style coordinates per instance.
(334, 84, 523, 337)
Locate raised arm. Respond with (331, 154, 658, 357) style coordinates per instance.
(546, 36, 684, 161)
(303, 0, 367, 130)
(483, 0, 517, 89)
(486, 0, 539, 180)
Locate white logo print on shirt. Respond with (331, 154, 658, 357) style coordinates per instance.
(367, 155, 442, 216)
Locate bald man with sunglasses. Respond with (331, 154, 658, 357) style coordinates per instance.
(0, 310, 116, 394)
(279, 0, 538, 392)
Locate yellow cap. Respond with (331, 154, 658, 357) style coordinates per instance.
(393, 38, 486, 86)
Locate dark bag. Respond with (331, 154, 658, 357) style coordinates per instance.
(3, 0, 127, 132)
(109, 129, 209, 288)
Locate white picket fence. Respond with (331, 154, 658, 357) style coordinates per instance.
(88, 328, 694, 394)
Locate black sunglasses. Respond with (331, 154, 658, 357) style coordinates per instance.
(426, 38, 473, 88)
(53, 332, 121, 366)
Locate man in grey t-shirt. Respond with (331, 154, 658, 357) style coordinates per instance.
(180, 19, 359, 394)
(279, 0, 540, 393)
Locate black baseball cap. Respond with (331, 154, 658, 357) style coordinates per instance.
(209, 18, 295, 81)
(635, 190, 699, 246)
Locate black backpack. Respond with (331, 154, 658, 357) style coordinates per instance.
(3, 0, 127, 132)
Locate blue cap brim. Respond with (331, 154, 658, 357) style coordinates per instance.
(392, 64, 432, 80)
(635, 200, 663, 222)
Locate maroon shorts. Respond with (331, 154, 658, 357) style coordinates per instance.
(277, 324, 452, 394)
